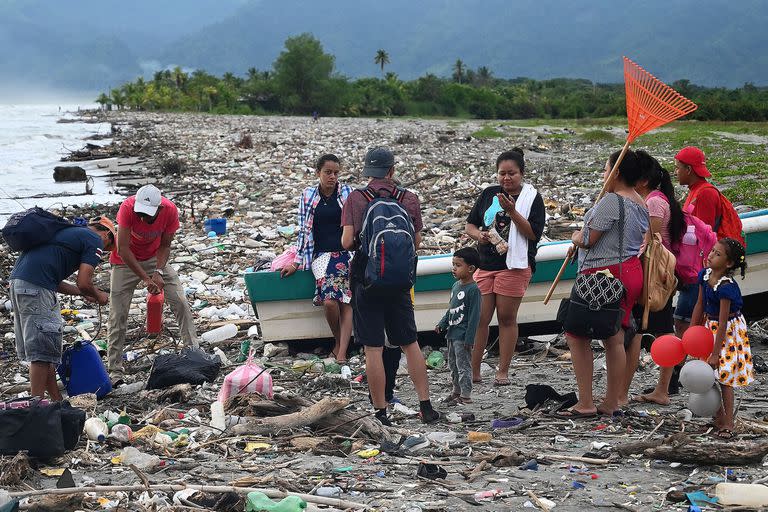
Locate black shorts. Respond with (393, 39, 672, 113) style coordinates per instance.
(352, 282, 418, 347)
(631, 295, 675, 337)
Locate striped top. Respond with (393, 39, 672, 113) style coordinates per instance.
(578, 193, 649, 270)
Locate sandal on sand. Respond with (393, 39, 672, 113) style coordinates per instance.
(554, 408, 597, 420)
(441, 393, 460, 404)
(714, 428, 734, 439)
(493, 378, 511, 387)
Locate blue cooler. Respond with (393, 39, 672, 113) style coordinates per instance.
(58, 340, 112, 398)
(204, 218, 227, 235)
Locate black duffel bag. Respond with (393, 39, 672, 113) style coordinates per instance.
(0, 399, 85, 458)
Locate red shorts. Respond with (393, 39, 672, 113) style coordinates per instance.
(580, 256, 643, 330)
(474, 267, 532, 298)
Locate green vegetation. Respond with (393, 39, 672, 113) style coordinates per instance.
(98, 34, 768, 122)
(471, 125, 505, 139)
(580, 129, 617, 142)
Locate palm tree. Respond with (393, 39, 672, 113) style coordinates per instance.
(477, 66, 493, 86)
(453, 59, 465, 83)
(374, 49, 390, 75)
(96, 92, 111, 111)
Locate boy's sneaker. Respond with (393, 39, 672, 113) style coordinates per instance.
(375, 408, 392, 427)
(402, 434, 430, 453)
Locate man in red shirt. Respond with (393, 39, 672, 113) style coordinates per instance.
(107, 184, 198, 383)
(676, 146, 721, 229)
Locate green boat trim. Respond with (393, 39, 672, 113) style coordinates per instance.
(246, 209, 768, 304)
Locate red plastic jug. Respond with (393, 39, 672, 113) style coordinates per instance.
(146, 291, 164, 333)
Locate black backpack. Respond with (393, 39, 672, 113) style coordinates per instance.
(1, 207, 77, 252)
(358, 186, 417, 293)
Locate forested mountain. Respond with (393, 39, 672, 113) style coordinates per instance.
(2, 0, 767, 95)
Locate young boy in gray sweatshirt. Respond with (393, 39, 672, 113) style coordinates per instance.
(435, 247, 481, 404)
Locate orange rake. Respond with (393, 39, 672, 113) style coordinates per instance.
(543, 57, 697, 305)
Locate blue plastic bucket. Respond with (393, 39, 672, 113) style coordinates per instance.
(58, 340, 112, 398)
(204, 218, 227, 235)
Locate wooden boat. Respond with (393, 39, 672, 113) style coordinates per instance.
(245, 209, 768, 342)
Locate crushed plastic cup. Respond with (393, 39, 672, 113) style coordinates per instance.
(120, 446, 160, 471)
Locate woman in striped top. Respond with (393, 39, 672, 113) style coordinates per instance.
(559, 150, 649, 418)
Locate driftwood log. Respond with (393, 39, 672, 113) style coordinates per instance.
(227, 392, 392, 440)
(615, 433, 768, 465)
(233, 397, 349, 435)
(644, 439, 768, 465)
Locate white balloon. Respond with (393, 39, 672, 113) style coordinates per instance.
(688, 385, 722, 417)
(680, 360, 716, 394)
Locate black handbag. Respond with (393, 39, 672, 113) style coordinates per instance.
(560, 195, 627, 339)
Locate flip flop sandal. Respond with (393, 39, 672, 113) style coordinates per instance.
(714, 428, 734, 439)
(493, 378, 511, 387)
(554, 408, 597, 420)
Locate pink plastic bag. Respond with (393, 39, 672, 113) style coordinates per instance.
(270, 245, 299, 272)
(218, 353, 273, 402)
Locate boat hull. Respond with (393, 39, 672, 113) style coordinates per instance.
(246, 210, 768, 342)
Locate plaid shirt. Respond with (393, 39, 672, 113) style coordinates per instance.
(294, 183, 352, 269)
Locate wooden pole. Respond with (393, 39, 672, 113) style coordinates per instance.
(543, 138, 631, 304)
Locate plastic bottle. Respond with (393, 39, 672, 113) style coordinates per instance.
(682, 224, 697, 246)
(315, 486, 342, 498)
(715, 483, 768, 507)
(110, 424, 133, 443)
(201, 324, 238, 344)
(467, 431, 492, 443)
(213, 347, 232, 366)
(210, 400, 226, 432)
(245, 492, 307, 512)
(146, 291, 164, 334)
(84, 417, 109, 442)
(238, 339, 251, 362)
(426, 351, 445, 369)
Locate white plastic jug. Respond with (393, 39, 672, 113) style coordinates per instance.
(84, 417, 108, 442)
(716, 483, 768, 507)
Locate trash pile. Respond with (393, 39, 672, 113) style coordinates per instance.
(0, 113, 766, 510)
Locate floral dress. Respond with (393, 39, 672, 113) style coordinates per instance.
(700, 268, 754, 387)
(311, 251, 352, 306)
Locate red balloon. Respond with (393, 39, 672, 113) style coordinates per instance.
(650, 335, 686, 367)
(682, 325, 715, 359)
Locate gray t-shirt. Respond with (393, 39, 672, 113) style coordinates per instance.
(578, 193, 649, 270)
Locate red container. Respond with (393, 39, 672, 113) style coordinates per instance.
(146, 291, 164, 334)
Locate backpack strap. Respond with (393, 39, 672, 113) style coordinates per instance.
(360, 187, 377, 203)
(360, 186, 406, 203)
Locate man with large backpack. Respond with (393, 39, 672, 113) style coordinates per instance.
(8, 215, 115, 400)
(341, 147, 439, 425)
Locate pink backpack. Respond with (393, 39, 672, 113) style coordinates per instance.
(648, 191, 717, 286)
(673, 211, 718, 285)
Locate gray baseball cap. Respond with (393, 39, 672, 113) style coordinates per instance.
(362, 147, 395, 178)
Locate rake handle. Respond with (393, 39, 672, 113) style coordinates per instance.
(543, 139, 632, 305)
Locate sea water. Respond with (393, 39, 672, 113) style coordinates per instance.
(0, 104, 120, 222)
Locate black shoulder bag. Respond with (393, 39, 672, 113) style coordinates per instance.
(557, 195, 627, 339)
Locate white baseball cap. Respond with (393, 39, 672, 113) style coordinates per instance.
(134, 184, 162, 216)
